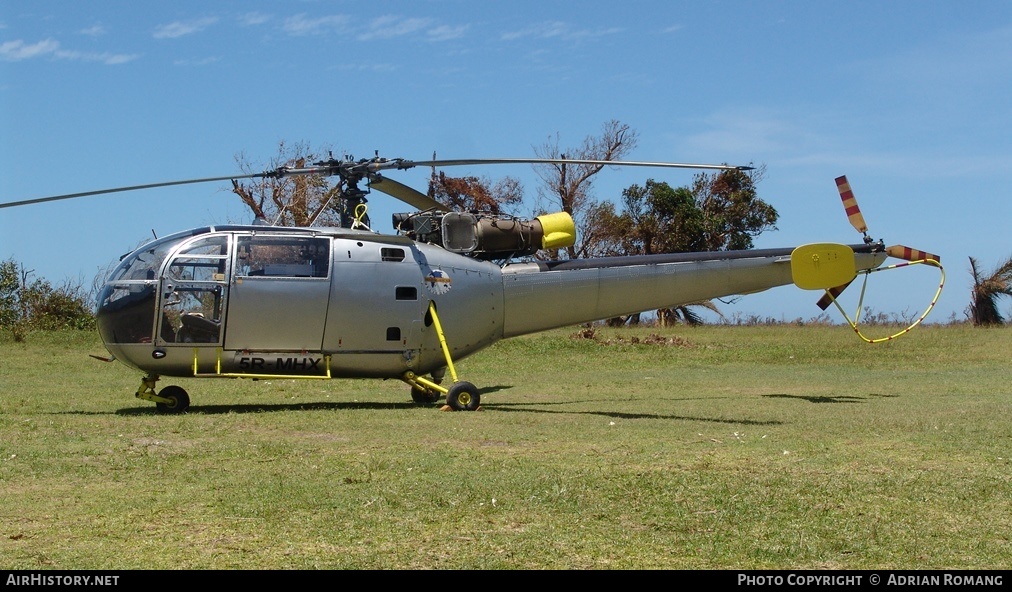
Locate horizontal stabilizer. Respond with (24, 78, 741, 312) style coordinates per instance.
(791, 243, 857, 290)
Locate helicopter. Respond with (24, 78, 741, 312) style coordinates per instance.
(0, 154, 945, 413)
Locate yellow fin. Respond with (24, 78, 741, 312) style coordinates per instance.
(791, 243, 857, 290)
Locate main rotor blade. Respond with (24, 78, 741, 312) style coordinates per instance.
(369, 175, 448, 212)
(372, 158, 753, 173)
(0, 172, 265, 209)
(1, 155, 750, 211)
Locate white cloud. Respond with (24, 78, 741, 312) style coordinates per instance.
(279, 13, 461, 42)
(173, 56, 221, 67)
(501, 21, 565, 41)
(677, 106, 1012, 179)
(0, 38, 137, 64)
(358, 16, 434, 41)
(681, 109, 804, 157)
(426, 24, 468, 42)
(80, 25, 106, 37)
(54, 49, 140, 65)
(153, 17, 219, 39)
(0, 38, 59, 61)
(501, 21, 622, 42)
(282, 14, 351, 36)
(239, 12, 271, 27)
(100, 53, 140, 65)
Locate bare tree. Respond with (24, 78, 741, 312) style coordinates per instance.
(230, 140, 345, 227)
(532, 120, 639, 259)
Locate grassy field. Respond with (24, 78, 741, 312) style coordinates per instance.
(0, 324, 1009, 570)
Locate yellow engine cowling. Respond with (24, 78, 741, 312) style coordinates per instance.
(535, 211, 576, 249)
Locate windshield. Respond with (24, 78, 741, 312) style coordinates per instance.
(96, 228, 211, 344)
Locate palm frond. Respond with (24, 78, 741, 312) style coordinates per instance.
(660, 300, 724, 327)
(968, 255, 1012, 326)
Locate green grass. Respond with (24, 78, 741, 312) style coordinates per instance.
(0, 324, 1009, 569)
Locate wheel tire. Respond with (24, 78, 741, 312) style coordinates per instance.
(446, 381, 480, 411)
(155, 385, 190, 414)
(411, 386, 440, 405)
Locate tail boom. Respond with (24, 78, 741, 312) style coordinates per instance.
(500, 245, 886, 337)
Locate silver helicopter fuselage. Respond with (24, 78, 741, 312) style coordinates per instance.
(96, 224, 886, 380)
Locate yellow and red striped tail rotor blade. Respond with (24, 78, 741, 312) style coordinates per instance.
(835, 175, 868, 234)
(816, 281, 853, 311)
(886, 245, 940, 263)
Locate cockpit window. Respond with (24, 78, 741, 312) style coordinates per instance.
(161, 284, 223, 344)
(236, 236, 330, 278)
(165, 235, 229, 283)
(96, 236, 178, 344)
(177, 235, 229, 257)
(165, 258, 225, 283)
(107, 236, 178, 283)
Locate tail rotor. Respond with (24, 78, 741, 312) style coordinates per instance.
(834, 175, 940, 265)
(812, 176, 945, 341)
(835, 176, 870, 239)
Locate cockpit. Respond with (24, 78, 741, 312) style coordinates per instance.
(96, 227, 226, 345)
(96, 227, 334, 348)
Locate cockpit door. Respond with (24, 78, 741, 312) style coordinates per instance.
(157, 234, 229, 346)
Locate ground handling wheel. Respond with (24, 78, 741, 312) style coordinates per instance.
(446, 381, 480, 411)
(155, 385, 190, 414)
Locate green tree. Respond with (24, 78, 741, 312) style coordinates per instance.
(613, 167, 776, 254)
(617, 181, 703, 254)
(596, 167, 777, 325)
(691, 165, 778, 251)
(0, 259, 20, 329)
(968, 255, 1012, 326)
(0, 259, 95, 340)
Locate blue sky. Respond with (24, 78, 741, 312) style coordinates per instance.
(2, 1, 1010, 326)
